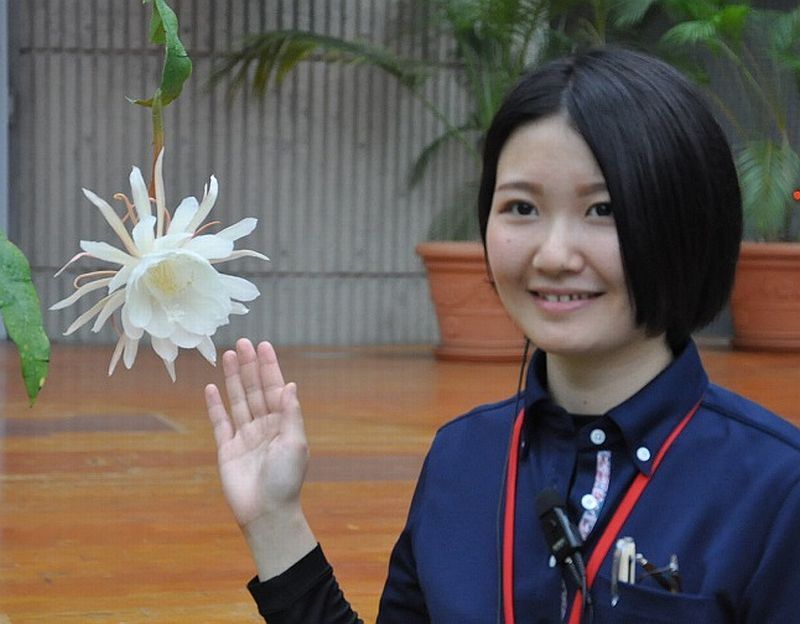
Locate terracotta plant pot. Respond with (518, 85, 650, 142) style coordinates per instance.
(416, 241, 525, 362)
(730, 242, 800, 351)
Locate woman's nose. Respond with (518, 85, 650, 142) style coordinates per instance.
(531, 221, 583, 274)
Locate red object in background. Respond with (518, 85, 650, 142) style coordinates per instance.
(793, 189, 800, 201)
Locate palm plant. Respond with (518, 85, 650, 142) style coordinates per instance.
(213, 0, 552, 240)
(642, 0, 800, 241)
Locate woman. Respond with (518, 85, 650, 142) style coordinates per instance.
(205, 48, 800, 623)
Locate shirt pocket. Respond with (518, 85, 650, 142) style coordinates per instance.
(589, 573, 728, 624)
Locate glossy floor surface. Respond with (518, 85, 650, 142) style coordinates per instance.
(1, 342, 799, 623)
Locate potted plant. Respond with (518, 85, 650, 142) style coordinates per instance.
(212, 0, 556, 360)
(642, 1, 800, 349)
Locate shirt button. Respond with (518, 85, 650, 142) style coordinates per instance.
(549, 555, 557, 568)
(581, 494, 599, 511)
(636, 446, 652, 462)
(589, 429, 606, 445)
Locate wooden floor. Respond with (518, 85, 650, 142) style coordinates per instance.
(1, 341, 799, 623)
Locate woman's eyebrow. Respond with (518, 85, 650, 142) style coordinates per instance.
(494, 180, 608, 195)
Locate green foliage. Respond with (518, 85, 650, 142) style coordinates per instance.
(0, 230, 50, 404)
(132, 0, 193, 107)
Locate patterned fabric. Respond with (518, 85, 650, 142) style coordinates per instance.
(578, 451, 611, 540)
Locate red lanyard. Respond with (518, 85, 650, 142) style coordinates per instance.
(502, 397, 702, 624)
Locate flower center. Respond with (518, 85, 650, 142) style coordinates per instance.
(145, 258, 190, 297)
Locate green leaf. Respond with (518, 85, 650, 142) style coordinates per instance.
(611, 0, 659, 29)
(738, 140, 800, 241)
(133, 0, 192, 107)
(0, 230, 50, 404)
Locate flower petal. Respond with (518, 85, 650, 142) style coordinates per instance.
(82, 188, 139, 256)
(183, 234, 234, 260)
(132, 215, 156, 254)
(171, 326, 204, 348)
(80, 241, 136, 266)
(108, 264, 134, 293)
(123, 334, 140, 369)
(129, 166, 151, 222)
(63, 296, 111, 335)
(216, 217, 257, 242)
(186, 175, 218, 232)
(230, 302, 249, 315)
(168, 196, 199, 235)
(210, 249, 270, 264)
(92, 290, 126, 332)
(152, 336, 178, 362)
(125, 284, 153, 330)
(163, 358, 176, 382)
(220, 274, 260, 302)
(197, 335, 217, 365)
(50, 277, 112, 310)
(108, 334, 126, 376)
(121, 304, 144, 339)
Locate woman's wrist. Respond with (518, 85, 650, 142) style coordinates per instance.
(242, 506, 318, 581)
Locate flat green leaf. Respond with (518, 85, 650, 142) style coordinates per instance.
(0, 230, 50, 403)
(133, 0, 192, 107)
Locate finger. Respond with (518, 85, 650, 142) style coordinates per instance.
(222, 346, 253, 428)
(205, 383, 234, 448)
(256, 341, 287, 413)
(280, 382, 308, 441)
(236, 337, 269, 418)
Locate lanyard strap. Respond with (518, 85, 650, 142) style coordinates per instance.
(502, 397, 703, 624)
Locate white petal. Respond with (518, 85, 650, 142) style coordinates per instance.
(92, 290, 126, 332)
(129, 166, 151, 222)
(197, 335, 217, 365)
(80, 241, 136, 266)
(152, 336, 178, 362)
(108, 263, 134, 293)
(121, 304, 144, 339)
(143, 303, 175, 338)
(64, 296, 112, 335)
(171, 326, 204, 348)
(123, 334, 140, 369)
(132, 215, 156, 254)
(108, 334, 126, 376)
(82, 188, 139, 256)
(50, 277, 112, 310)
(183, 234, 234, 260)
(163, 358, 176, 382)
(125, 282, 153, 329)
(220, 274, 260, 302)
(186, 175, 218, 232)
(210, 249, 270, 264)
(230, 302, 249, 315)
(168, 197, 199, 235)
(216, 217, 257, 241)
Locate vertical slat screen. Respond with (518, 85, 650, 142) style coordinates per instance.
(9, 0, 476, 348)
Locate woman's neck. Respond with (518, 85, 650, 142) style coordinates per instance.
(545, 336, 674, 415)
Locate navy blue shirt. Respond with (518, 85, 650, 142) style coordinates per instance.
(251, 341, 800, 623)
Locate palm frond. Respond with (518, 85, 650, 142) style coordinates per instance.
(408, 122, 480, 188)
(211, 30, 429, 99)
(738, 140, 800, 241)
(611, 0, 659, 29)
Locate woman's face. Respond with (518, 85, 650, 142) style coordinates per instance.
(486, 115, 654, 360)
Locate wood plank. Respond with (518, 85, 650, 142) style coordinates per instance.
(0, 342, 798, 622)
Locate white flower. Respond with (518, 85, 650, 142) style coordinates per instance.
(52, 149, 269, 380)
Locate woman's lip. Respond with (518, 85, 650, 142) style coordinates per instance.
(530, 290, 602, 312)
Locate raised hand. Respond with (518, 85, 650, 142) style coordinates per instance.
(206, 338, 316, 579)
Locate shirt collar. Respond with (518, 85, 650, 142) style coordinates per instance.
(523, 340, 708, 476)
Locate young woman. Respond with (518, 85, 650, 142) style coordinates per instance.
(205, 48, 800, 623)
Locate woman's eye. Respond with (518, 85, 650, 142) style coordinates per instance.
(587, 203, 613, 217)
(508, 201, 537, 216)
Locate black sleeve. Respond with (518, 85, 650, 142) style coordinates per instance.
(247, 544, 363, 624)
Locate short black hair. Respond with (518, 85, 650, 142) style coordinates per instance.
(478, 47, 742, 352)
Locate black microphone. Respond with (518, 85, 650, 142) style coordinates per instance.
(536, 488, 587, 591)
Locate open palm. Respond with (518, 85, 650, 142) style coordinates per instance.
(205, 339, 308, 529)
